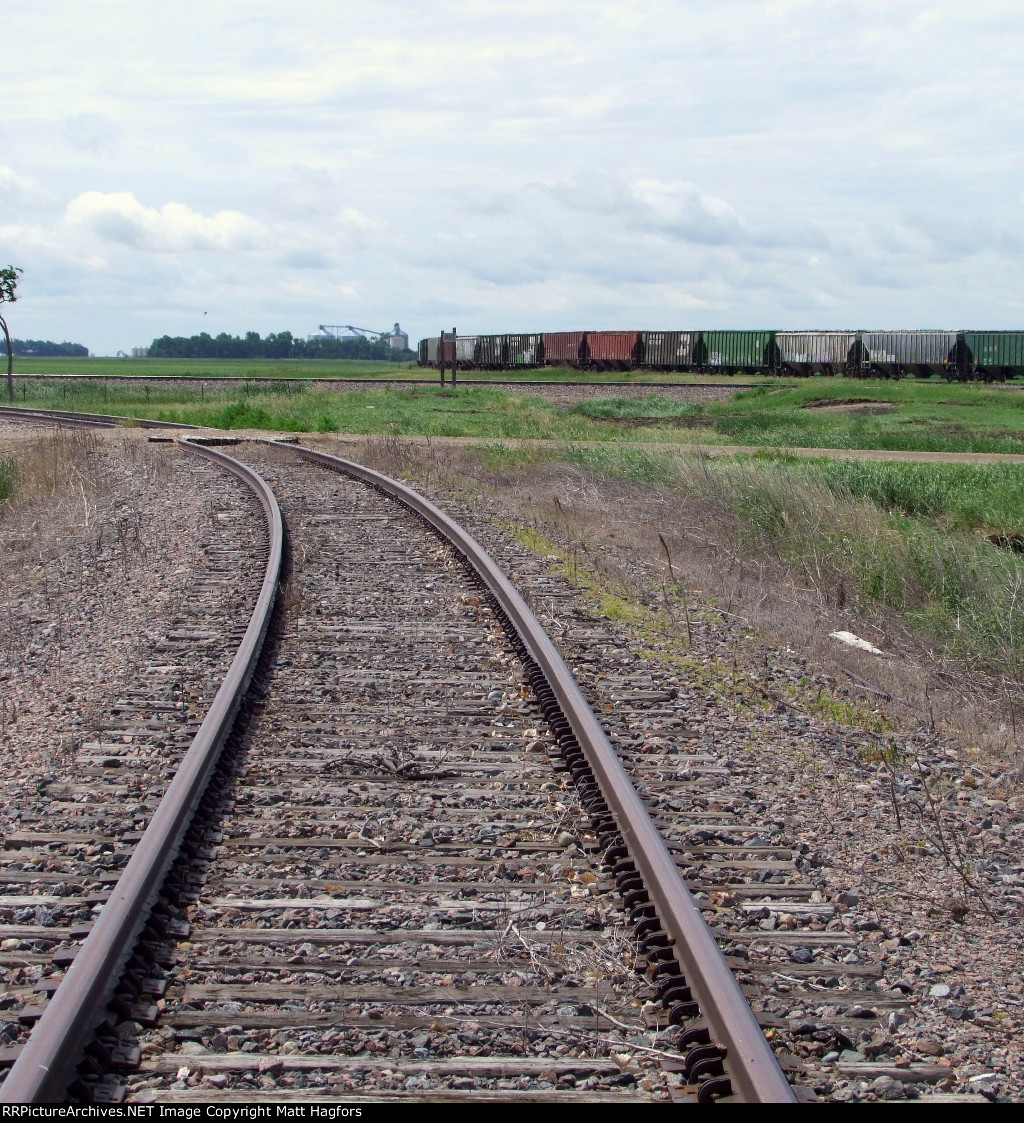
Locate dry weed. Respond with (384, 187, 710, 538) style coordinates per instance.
(330, 437, 1024, 768)
(0, 429, 178, 689)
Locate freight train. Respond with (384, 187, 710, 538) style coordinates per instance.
(417, 329, 1024, 381)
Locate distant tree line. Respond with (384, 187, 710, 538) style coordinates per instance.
(0, 338, 89, 357)
(148, 331, 413, 360)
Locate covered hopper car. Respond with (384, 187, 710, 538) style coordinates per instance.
(958, 332, 1024, 381)
(776, 331, 858, 375)
(857, 331, 958, 378)
(417, 329, 1023, 380)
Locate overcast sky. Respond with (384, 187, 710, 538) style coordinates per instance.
(2, 1, 1022, 354)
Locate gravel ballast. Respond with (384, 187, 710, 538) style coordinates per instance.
(0, 425, 268, 1069)
(3, 425, 1019, 1103)
(352, 442, 1023, 1104)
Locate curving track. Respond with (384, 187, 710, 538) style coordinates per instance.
(0, 414, 798, 1104)
(0, 423, 271, 1099)
(0, 404, 198, 430)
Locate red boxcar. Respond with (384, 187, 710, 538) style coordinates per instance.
(584, 331, 642, 370)
(541, 332, 586, 367)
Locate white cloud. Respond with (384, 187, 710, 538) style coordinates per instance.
(627, 181, 744, 246)
(1, 1, 1023, 351)
(62, 114, 121, 154)
(62, 192, 264, 253)
(0, 166, 49, 209)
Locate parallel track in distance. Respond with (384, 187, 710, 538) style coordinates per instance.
(0, 404, 198, 429)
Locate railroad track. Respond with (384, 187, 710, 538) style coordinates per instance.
(0, 404, 196, 430)
(0, 425, 807, 1104)
(0, 431, 270, 1095)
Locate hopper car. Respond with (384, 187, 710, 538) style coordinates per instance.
(418, 329, 1024, 380)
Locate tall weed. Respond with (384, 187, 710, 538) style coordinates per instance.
(0, 454, 15, 503)
(564, 446, 1024, 684)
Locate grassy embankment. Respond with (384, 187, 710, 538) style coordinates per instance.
(12, 370, 1024, 453)
(10, 367, 1024, 694)
(15, 378, 642, 440)
(479, 439, 1024, 692)
(573, 379, 1024, 454)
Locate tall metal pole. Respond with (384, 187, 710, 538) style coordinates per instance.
(438, 329, 446, 386)
(452, 327, 457, 387)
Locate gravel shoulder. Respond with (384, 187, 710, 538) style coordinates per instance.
(0, 424, 268, 1067)
(342, 435, 1024, 1104)
(0, 427, 260, 803)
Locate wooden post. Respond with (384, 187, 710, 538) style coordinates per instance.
(439, 329, 446, 386)
(452, 327, 457, 387)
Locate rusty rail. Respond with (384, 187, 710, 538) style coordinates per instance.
(2, 430, 793, 1102)
(282, 442, 796, 1104)
(0, 441, 282, 1103)
(0, 404, 198, 429)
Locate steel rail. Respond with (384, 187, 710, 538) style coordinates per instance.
(0, 404, 197, 429)
(1, 427, 791, 1102)
(0, 405, 116, 429)
(0, 441, 282, 1104)
(280, 441, 796, 1104)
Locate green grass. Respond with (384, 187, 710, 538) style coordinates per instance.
(571, 395, 705, 421)
(568, 380, 1024, 453)
(9, 356, 760, 384)
(710, 381, 1024, 453)
(13, 378, 658, 441)
(11, 366, 1024, 454)
(554, 442, 1024, 537)
(747, 453, 1024, 531)
(539, 442, 1024, 682)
